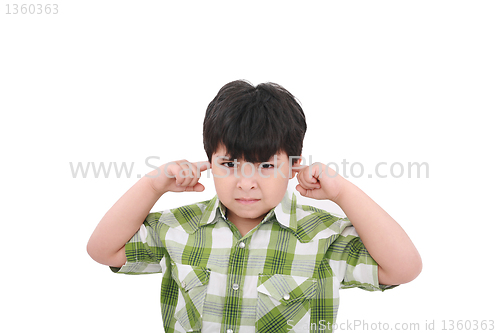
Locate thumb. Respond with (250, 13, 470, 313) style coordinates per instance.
(193, 182, 205, 192)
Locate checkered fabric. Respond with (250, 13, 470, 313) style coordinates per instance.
(111, 192, 394, 333)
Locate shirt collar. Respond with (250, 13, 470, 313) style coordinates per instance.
(198, 196, 221, 226)
(199, 191, 299, 231)
(273, 191, 298, 230)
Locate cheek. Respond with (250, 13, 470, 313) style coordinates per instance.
(213, 177, 226, 189)
(213, 177, 232, 197)
(262, 178, 289, 202)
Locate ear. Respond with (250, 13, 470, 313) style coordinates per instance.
(290, 156, 304, 179)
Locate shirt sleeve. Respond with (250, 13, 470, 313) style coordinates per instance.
(110, 212, 169, 275)
(327, 220, 397, 292)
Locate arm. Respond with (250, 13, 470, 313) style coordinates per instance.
(334, 181, 422, 285)
(295, 163, 422, 286)
(87, 160, 209, 267)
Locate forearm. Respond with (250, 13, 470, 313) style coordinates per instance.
(335, 179, 422, 285)
(87, 176, 163, 266)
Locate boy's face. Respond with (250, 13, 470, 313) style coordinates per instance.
(211, 146, 299, 228)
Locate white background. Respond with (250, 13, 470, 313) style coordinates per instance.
(1, 1, 499, 332)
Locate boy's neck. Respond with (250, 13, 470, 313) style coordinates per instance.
(226, 210, 268, 236)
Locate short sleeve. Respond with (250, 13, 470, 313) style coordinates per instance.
(327, 223, 396, 292)
(110, 212, 169, 274)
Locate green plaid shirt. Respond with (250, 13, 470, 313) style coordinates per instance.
(112, 192, 393, 333)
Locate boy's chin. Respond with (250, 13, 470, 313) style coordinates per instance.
(227, 209, 269, 221)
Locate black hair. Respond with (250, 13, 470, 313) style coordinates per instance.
(203, 80, 307, 163)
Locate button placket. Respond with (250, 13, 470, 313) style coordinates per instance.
(223, 239, 248, 332)
(231, 240, 246, 294)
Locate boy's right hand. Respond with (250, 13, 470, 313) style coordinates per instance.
(147, 160, 210, 194)
(87, 159, 210, 267)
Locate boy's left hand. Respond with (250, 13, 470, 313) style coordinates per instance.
(294, 162, 345, 203)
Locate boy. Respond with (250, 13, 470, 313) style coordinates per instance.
(87, 80, 421, 333)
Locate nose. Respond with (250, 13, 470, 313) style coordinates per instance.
(237, 163, 258, 190)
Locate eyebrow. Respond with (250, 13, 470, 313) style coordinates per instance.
(214, 151, 284, 162)
(215, 156, 282, 164)
(213, 154, 235, 162)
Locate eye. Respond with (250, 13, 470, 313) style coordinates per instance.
(222, 161, 236, 168)
(260, 163, 274, 169)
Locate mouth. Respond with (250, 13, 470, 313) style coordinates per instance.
(235, 198, 261, 205)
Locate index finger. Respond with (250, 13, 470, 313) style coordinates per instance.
(291, 164, 308, 170)
(195, 161, 211, 172)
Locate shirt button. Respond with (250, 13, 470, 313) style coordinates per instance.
(181, 281, 186, 289)
(238, 242, 246, 248)
(227, 329, 234, 333)
(283, 293, 290, 301)
(232, 283, 239, 290)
